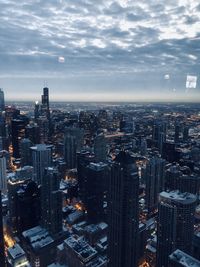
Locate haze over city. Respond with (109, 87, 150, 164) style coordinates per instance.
(1, 0, 200, 101)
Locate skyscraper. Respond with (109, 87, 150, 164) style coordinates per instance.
(41, 167, 62, 234)
(41, 87, 50, 118)
(64, 127, 84, 169)
(0, 89, 5, 111)
(31, 144, 53, 185)
(94, 133, 107, 162)
(11, 116, 29, 158)
(0, 154, 7, 192)
(144, 157, 166, 213)
(84, 162, 109, 223)
(20, 138, 32, 167)
(0, 191, 5, 267)
(156, 191, 197, 267)
(108, 151, 139, 267)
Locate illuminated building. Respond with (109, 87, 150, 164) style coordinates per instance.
(156, 191, 197, 267)
(7, 243, 31, 267)
(108, 151, 139, 267)
(31, 144, 53, 185)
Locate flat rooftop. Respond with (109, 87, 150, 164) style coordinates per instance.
(8, 243, 25, 260)
(64, 236, 97, 263)
(22, 225, 54, 251)
(160, 190, 197, 205)
(169, 249, 200, 266)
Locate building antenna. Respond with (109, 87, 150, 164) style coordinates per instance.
(44, 80, 48, 87)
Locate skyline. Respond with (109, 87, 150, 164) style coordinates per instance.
(1, 0, 200, 100)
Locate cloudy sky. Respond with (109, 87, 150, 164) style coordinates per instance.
(0, 0, 200, 101)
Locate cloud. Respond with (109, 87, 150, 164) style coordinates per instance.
(0, 0, 200, 98)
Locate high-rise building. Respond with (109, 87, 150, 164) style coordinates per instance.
(94, 134, 107, 162)
(11, 116, 29, 158)
(0, 154, 7, 192)
(144, 157, 166, 213)
(0, 89, 5, 111)
(0, 111, 7, 150)
(20, 138, 32, 167)
(77, 151, 95, 201)
(41, 87, 50, 118)
(0, 191, 5, 267)
(34, 101, 40, 121)
(15, 180, 40, 234)
(41, 167, 62, 234)
(64, 127, 84, 169)
(174, 122, 181, 143)
(7, 173, 31, 233)
(156, 191, 197, 267)
(182, 126, 189, 142)
(25, 123, 40, 144)
(108, 151, 139, 267)
(31, 144, 53, 185)
(84, 162, 109, 223)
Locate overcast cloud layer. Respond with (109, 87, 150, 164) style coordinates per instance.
(0, 0, 200, 101)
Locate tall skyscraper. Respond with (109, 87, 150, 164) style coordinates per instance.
(7, 173, 31, 233)
(156, 191, 197, 267)
(20, 138, 32, 167)
(94, 134, 107, 162)
(15, 180, 40, 234)
(174, 122, 181, 143)
(31, 144, 53, 185)
(0, 191, 5, 267)
(108, 151, 139, 267)
(0, 154, 7, 192)
(144, 157, 166, 213)
(41, 87, 50, 118)
(11, 116, 29, 158)
(0, 89, 5, 111)
(41, 167, 62, 234)
(152, 120, 167, 154)
(64, 127, 84, 169)
(84, 162, 109, 223)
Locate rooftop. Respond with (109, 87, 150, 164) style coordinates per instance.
(22, 225, 54, 251)
(64, 236, 97, 263)
(8, 243, 25, 260)
(169, 249, 200, 266)
(160, 190, 197, 205)
(30, 144, 53, 151)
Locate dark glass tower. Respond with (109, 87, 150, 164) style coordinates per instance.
(0, 89, 5, 111)
(108, 151, 139, 267)
(84, 162, 109, 223)
(156, 191, 197, 267)
(144, 157, 166, 213)
(41, 167, 62, 235)
(0, 191, 5, 267)
(11, 117, 29, 158)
